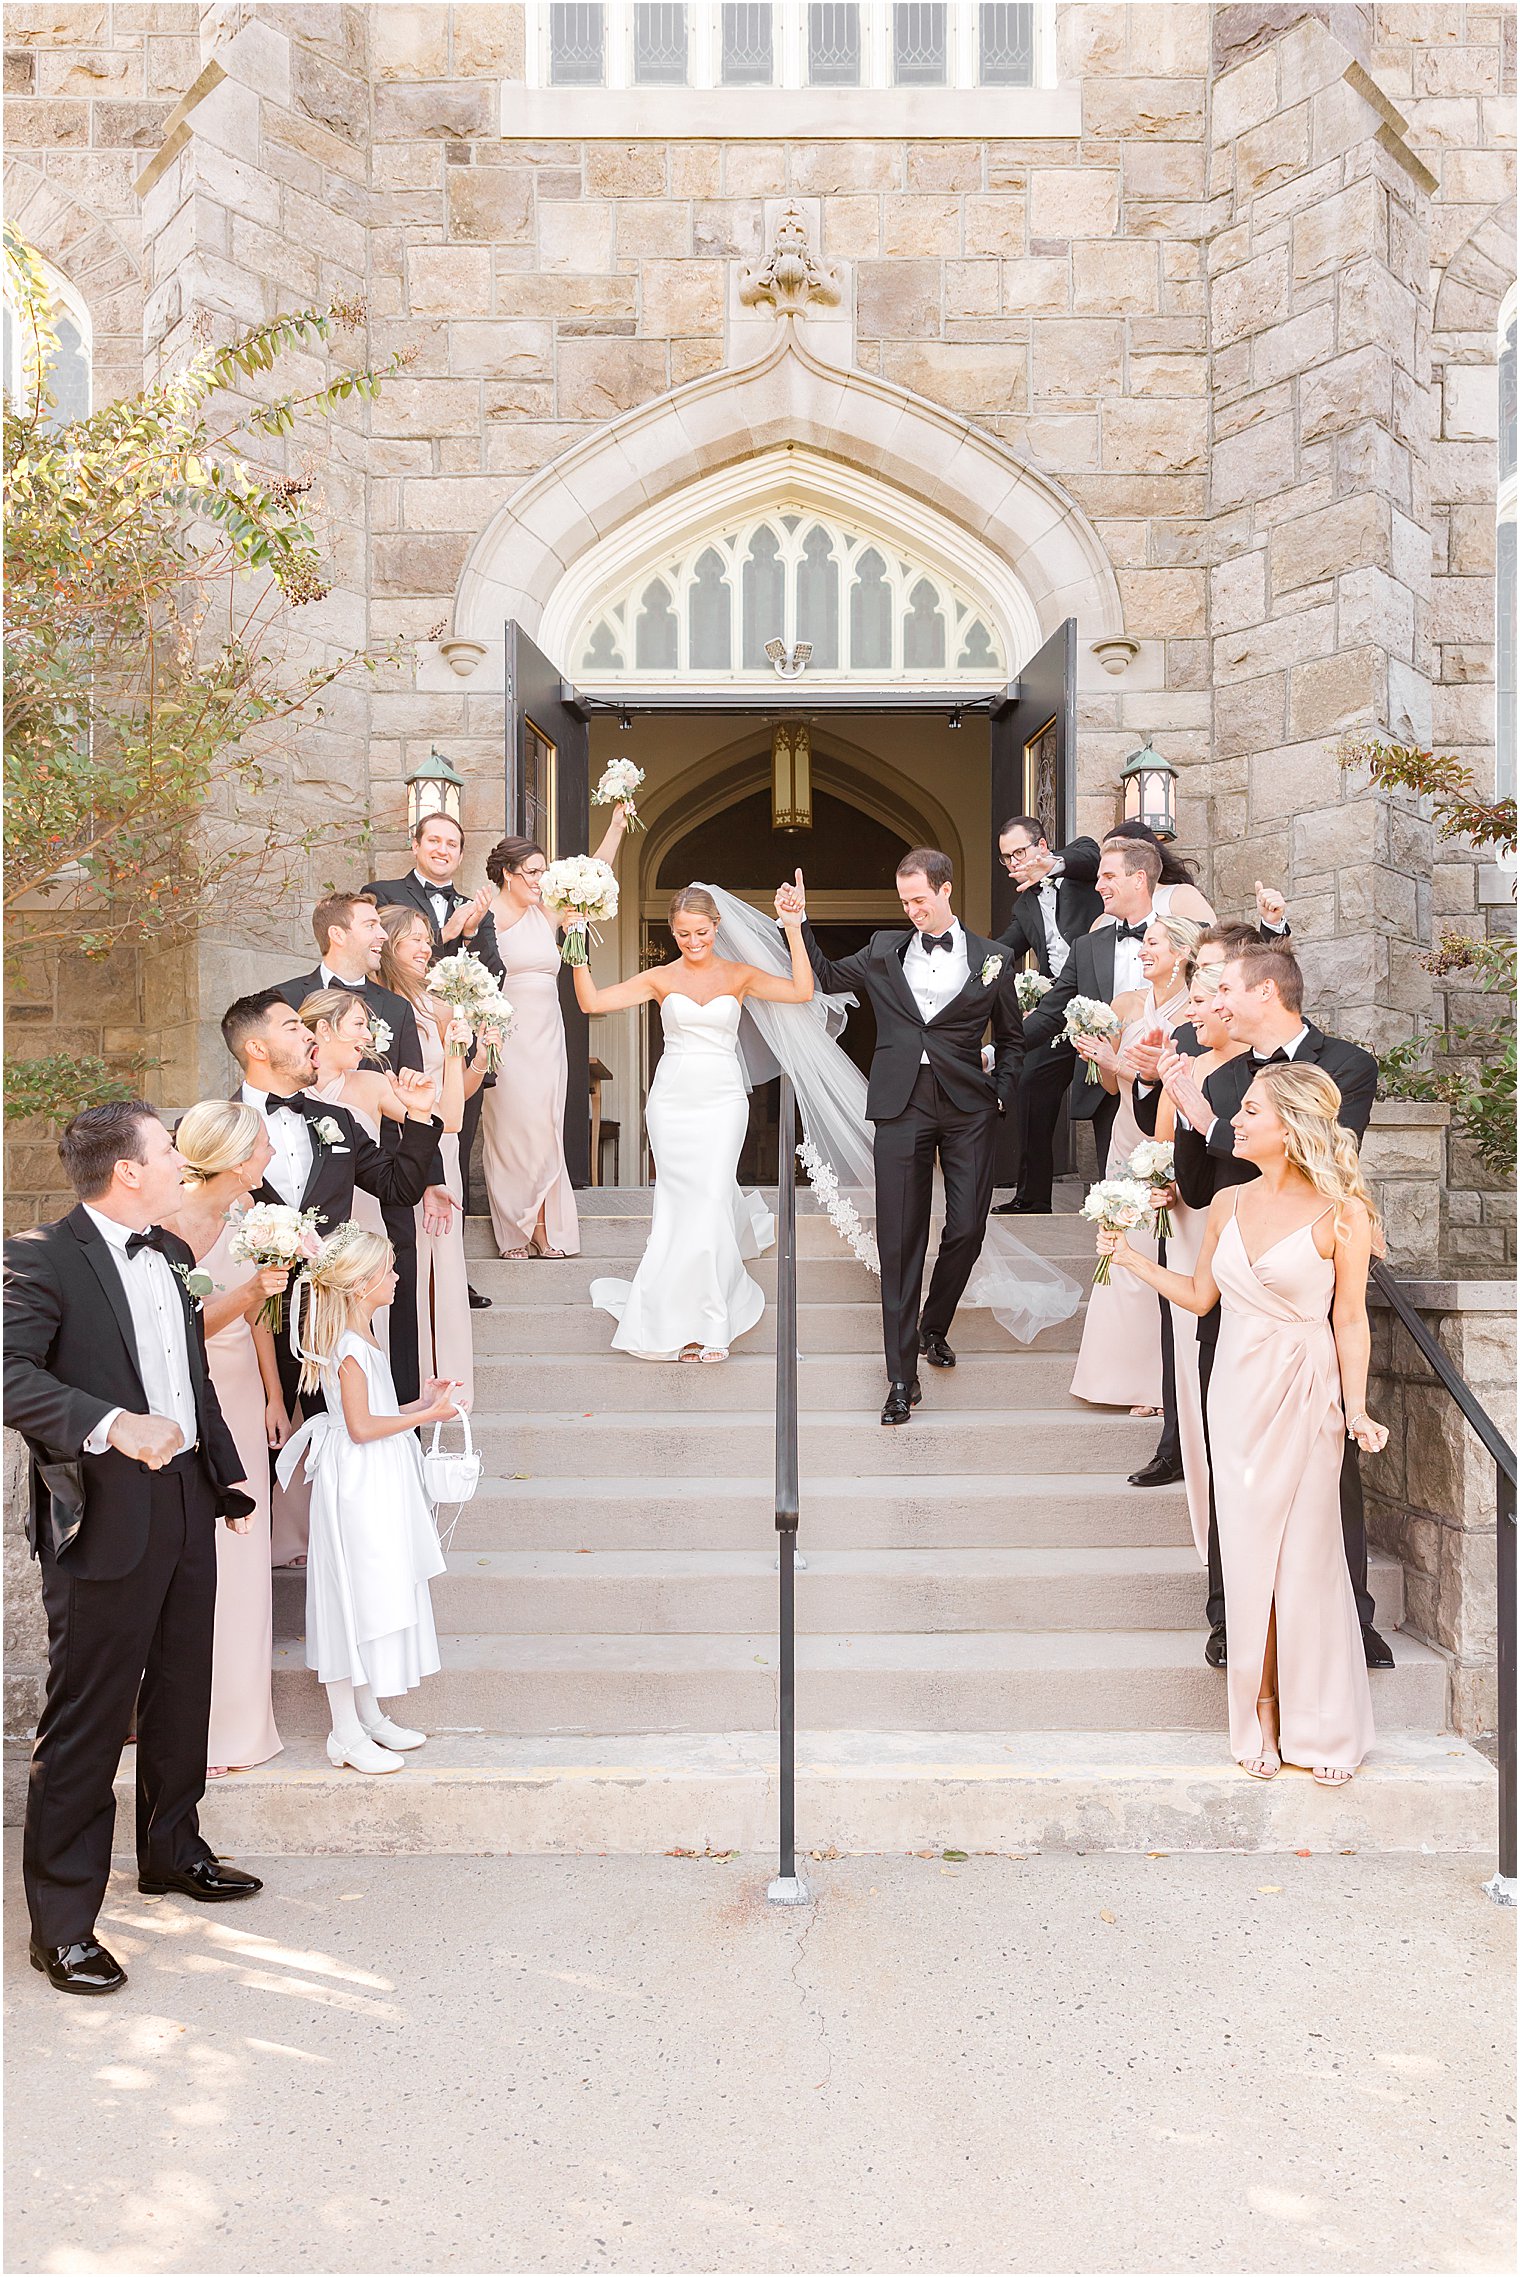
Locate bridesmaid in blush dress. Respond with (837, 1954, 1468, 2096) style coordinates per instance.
(164, 1101, 288, 1776)
(378, 902, 498, 1410)
(302, 986, 405, 1353)
(1100, 1062, 1386, 1785)
(1069, 914, 1200, 1415)
(476, 808, 627, 1261)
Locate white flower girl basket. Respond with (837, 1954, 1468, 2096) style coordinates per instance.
(422, 1412, 481, 1546)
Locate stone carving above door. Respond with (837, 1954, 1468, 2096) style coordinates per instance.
(738, 204, 843, 318)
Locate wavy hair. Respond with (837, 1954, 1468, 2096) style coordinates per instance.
(173, 1100, 264, 1186)
(1251, 1064, 1381, 1240)
(291, 1224, 394, 1396)
(376, 901, 433, 1009)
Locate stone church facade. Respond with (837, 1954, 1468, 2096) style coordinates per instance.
(4, 0, 1515, 1265)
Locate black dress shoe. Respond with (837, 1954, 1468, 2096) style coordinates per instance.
(138, 1858, 263, 1902)
(1203, 1624, 1228, 1669)
(1129, 1454, 1184, 1488)
(918, 1329, 956, 1369)
(1362, 1625, 1395, 1669)
(991, 1198, 1024, 1215)
(30, 1938, 127, 1995)
(881, 1379, 921, 1426)
(467, 1285, 491, 1310)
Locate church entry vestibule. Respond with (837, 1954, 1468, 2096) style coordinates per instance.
(504, 616, 1080, 1191)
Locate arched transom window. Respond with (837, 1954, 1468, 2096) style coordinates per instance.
(2, 254, 92, 428)
(572, 507, 1009, 683)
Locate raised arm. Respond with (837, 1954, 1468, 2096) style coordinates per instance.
(1100, 1191, 1229, 1315)
(351, 1095, 441, 1210)
(591, 804, 629, 869)
(572, 963, 660, 1015)
(776, 871, 870, 994)
(744, 912, 815, 1005)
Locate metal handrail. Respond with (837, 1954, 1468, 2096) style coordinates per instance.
(1371, 1260, 1516, 1893)
(768, 1078, 808, 1905)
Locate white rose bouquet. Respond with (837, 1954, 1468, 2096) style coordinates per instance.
(1063, 995, 1123, 1083)
(228, 1202, 323, 1331)
(592, 757, 645, 832)
(1015, 971, 1053, 1015)
(429, 950, 515, 1070)
(540, 854, 619, 968)
(1127, 1137, 1177, 1240)
(1079, 1177, 1151, 1287)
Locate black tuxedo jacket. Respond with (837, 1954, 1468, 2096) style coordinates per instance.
(276, 969, 423, 1076)
(275, 971, 444, 1186)
(366, 872, 468, 952)
(802, 921, 1024, 1122)
(1172, 1025, 1379, 1211)
(996, 838, 1104, 978)
(3, 1209, 254, 1579)
(242, 1092, 439, 1234)
(1016, 926, 1134, 1124)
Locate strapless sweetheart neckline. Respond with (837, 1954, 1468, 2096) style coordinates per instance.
(662, 992, 740, 1011)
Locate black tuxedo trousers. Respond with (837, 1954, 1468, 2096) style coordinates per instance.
(25, 1452, 219, 1945)
(874, 1065, 998, 1383)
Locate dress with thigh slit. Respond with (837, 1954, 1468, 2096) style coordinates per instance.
(1209, 1200, 1374, 1771)
(480, 904, 580, 1258)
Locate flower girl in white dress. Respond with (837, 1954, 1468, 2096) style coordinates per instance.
(277, 1226, 462, 1774)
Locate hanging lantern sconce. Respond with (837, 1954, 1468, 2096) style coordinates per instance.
(1118, 739, 1178, 841)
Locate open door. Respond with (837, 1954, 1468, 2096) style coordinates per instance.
(989, 617, 1078, 1185)
(989, 616, 1077, 941)
(505, 621, 592, 1186)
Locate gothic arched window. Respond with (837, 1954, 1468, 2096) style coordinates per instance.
(2, 254, 92, 428)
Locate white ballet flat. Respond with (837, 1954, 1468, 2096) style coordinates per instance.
(326, 1733, 404, 1775)
(363, 1716, 427, 1752)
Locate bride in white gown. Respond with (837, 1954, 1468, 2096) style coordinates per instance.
(572, 886, 815, 1361)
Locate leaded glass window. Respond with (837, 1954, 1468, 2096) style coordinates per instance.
(549, 2, 605, 82)
(573, 505, 1007, 681)
(808, 2, 862, 84)
(892, 2, 948, 84)
(633, 4, 687, 83)
(978, 2, 1033, 84)
(720, 2, 774, 83)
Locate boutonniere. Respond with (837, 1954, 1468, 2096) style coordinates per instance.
(313, 1116, 349, 1154)
(169, 1259, 215, 1309)
(367, 1016, 393, 1062)
(980, 954, 1005, 987)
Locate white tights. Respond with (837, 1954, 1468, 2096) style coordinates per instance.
(325, 1677, 383, 1748)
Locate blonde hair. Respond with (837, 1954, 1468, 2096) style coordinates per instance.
(299, 986, 379, 1065)
(1149, 913, 1203, 967)
(292, 1224, 394, 1395)
(1251, 1064, 1381, 1240)
(377, 902, 433, 1006)
(175, 1100, 264, 1186)
(668, 885, 720, 926)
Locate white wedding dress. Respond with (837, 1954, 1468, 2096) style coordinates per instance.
(591, 993, 775, 1360)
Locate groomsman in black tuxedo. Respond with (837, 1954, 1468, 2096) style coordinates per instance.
(275, 890, 449, 1402)
(1156, 940, 1391, 1671)
(223, 989, 441, 1414)
(783, 850, 1025, 1426)
(1019, 836, 1163, 1176)
(367, 813, 494, 1276)
(5, 1103, 262, 1995)
(992, 815, 1103, 1214)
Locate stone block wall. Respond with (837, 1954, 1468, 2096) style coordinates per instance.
(1365, 1282, 1515, 1735)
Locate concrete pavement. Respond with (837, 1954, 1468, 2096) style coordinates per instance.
(4, 1839, 1512, 2274)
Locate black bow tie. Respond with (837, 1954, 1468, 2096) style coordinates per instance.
(922, 932, 956, 954)
(1253, 1047, 1293, 1066)
(263, 1092, 311, 1115)
(1113, 922, 1147, 944)
(125, 1227, 169, 1260)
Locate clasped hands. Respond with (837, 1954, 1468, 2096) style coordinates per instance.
(774, 870, 806, 925)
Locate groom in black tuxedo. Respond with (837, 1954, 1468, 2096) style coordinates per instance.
(992, 815, 1103, 1213)
(784, 850, 1025, 1426)
(4, 1103, 261, 1994)
(222, 989, 442, 1415)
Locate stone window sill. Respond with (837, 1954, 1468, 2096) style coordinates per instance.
(498, 81, 1080, 140)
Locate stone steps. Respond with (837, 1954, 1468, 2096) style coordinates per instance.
(435, 1472, 1197, 1551)
(268, 1626, 1447, 1740)
(168, 1730, 1497, 1859)
(274, 1549, 1405, 1638)
(469, 1299, 1087, 1355)
(471, 1351, 1088, 1410)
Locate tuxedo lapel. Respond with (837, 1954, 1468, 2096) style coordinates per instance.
(932, 931, 1001, 1024)
(879, 933, 925, 1025)
(1091, 927, 1117, 1004)
(67, 1207, 146, 1405)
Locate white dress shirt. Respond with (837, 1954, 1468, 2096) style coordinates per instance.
(413, 868, 454, 932)
(1109, 916, 1149, 999)
(1200, 1025, 1310, 1143)
(1025, 860, 1071, 978)
(241, 1079, 314, 1206)
(903, 919, 971, 1063)
(81, 1208, 200, 1456)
